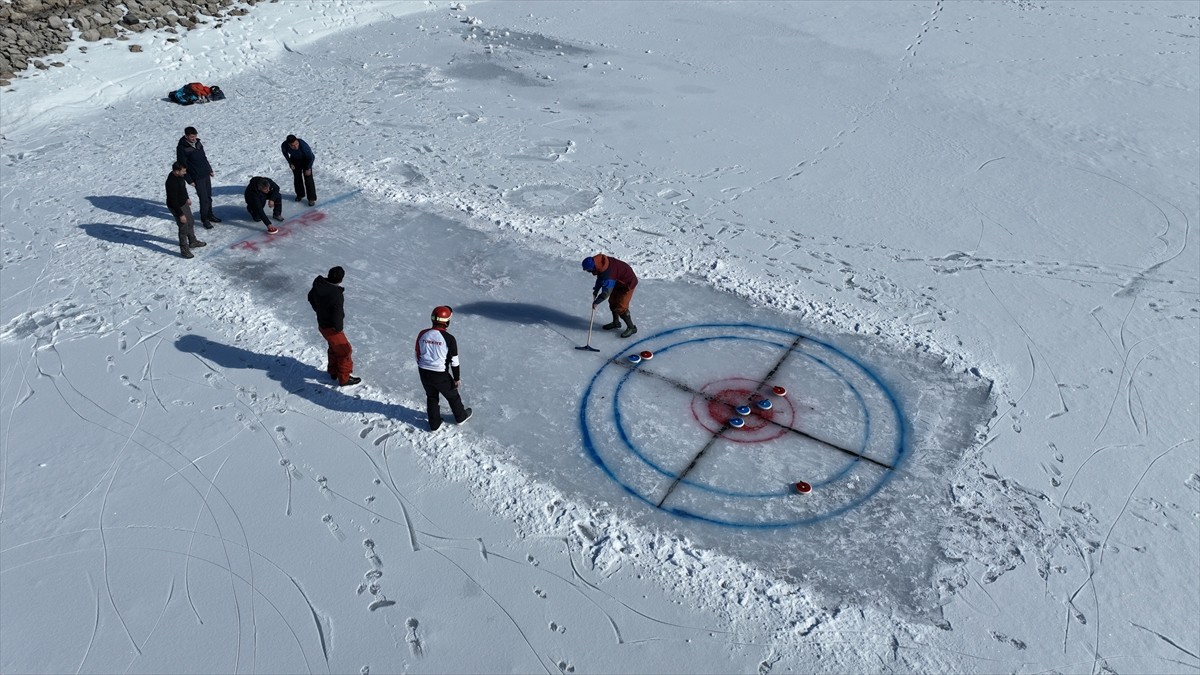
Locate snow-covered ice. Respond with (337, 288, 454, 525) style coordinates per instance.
(2, 1, 1197, 673)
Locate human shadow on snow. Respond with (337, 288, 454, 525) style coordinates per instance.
(175, 334, 423, 426)
(456, 301, 590, 330)
(88, 189, 248, 225)
(79, 222, 177, 256)
(86, 195, 168, 219)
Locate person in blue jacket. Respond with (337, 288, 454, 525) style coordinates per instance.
(244, 176, 283, 233)
(281, 134, 317, 206)
(176, 126, 221, 228)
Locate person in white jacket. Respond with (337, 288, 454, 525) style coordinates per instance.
(414, 306, 472, 431)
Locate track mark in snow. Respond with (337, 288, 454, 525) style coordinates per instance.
(758, 651, 781, 674)
(501, 184, 600, 217)
(1129, 621, 1200, 661)
(287, 576, 330, 670)
(989, 631, 1027, 650)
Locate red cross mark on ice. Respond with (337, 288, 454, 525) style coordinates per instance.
(227, 208, 327, 253)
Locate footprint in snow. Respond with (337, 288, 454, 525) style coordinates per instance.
(405, 618, 423, 656)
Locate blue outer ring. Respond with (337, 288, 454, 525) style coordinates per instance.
(579, 323, 909, 529)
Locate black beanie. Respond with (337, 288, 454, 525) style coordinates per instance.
(184, 126, 198, 135)
(327, 266, 345, 284)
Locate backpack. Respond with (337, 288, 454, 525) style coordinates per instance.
(167, 82, 225, 105)
(168, 85, 200, 105)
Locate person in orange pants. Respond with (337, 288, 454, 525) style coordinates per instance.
(307, 266, 361, 386)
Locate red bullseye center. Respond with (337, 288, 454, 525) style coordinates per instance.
(705, 389, 773, 430)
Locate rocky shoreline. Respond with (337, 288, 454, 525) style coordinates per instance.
(0, 0, 271, 86)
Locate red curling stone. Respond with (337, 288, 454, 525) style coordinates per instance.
(793, 481, 811, 494)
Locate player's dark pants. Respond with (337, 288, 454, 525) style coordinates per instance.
(292, 167, 317, 203)
(246, 202, 282, 226)
(419, 368, 467, 429)
(174, 207, 201, 252)
(191, 175, 214, 223)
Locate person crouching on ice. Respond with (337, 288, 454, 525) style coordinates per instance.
(582, 254, 639, 338)
(245, 176, 283, 233)
(415, 306, 472, 432)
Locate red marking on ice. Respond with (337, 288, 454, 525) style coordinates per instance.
(228, 209, 327, 253)
(689, 377, 795, 444)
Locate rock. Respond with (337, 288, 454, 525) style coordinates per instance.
(3, 0, 255, 83)
(128, 44, 142, 52)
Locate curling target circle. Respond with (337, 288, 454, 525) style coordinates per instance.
(579, 323, 908, 528)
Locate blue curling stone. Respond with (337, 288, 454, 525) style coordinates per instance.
(735, 405, 752, 416)
(627, 354, 642, 364)
(755, 398, 773, 410)
(728, 417, 745, 428)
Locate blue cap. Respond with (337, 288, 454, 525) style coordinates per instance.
(582, 256, 595, 271)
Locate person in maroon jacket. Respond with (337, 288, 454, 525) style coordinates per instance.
(415, 306, 472, 431)
(307, 266, 360, 386)
(582, 254, 639, 337)
(165, 161, 206, 258)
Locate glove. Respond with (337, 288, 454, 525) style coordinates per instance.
(453, 380, 461, 389)
(592, 289, 610, 306)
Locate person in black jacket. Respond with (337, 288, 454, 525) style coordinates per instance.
(175, 126, 220, 228)
(165, 161, 206, 258)
(307, 266, 360, 386)
(244, 176, 284, 233)
(281, 135, 317, 206)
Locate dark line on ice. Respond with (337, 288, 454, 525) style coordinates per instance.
(651, 334, 890, 507)
(619, 354, 892, 472)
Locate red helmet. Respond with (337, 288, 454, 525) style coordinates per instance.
(431, 305, 453, 325)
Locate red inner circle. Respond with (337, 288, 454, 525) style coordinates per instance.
(705, 389, 773, 430)
(690, 378, 794, 444)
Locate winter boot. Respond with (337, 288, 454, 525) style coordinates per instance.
(602, 312, 622, 330)
(181, 249, 194, 259)
(190, 240, 207, 248)
(619, 312, 637, 338)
